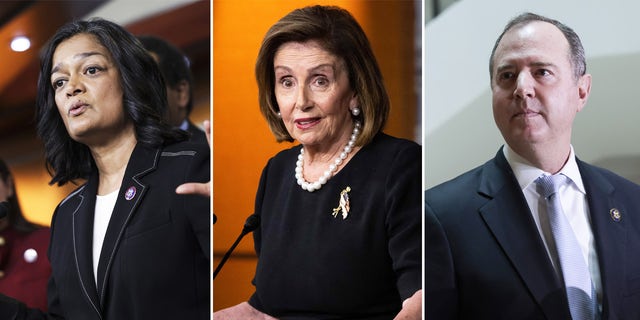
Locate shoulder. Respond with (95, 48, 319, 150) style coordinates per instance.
(154, 140, 210, 181)
(155, 140, 210, 169)
(427, 162, 486, 196)
(578, 160, 640, 193)
(425, 158, 497, 211)
(355, 133, 420, 173)
(367, 132, 420, 155)
(161, 139, 209, 156)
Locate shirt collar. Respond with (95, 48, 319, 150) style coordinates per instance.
(179, 119, 189, 131)
(503, 144, 585, 194)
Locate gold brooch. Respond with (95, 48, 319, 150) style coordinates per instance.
(331, 186, 351, 220)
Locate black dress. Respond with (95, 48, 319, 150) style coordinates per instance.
(249, 133, 421, 319)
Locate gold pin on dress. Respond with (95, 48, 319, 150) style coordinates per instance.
(332, 186, 351, 219)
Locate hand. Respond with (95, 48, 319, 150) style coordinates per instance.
(393, 289, 422, 320)
(213, 302, 278, 320)
(176, 120, 211, 197)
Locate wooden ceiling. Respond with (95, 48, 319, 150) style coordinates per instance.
(0, 0, 211, 154)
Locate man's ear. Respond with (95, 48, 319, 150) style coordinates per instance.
(576, 73, 591, 112)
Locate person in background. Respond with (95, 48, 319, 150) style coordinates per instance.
(175, 119, 211, 198)
(0, 159, 50, 312)
(426, 12, 640, 319)
(138, 35, 208, 144)
(215, 5, 422, 319)
(0, 18, 210, 319)
(137, 36, 211, 199)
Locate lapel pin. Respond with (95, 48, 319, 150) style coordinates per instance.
(125, 186, 137, 201)
(331, 186, 351, 220)
(610, 208, 621, 222)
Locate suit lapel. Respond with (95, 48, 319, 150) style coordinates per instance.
(71, 175, 102, 317)
(95, 144, 160, 306)
(578, 160, 624, 320)
(478, 150, 571, 319)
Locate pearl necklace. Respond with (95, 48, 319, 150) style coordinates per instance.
(295, 121, 361, 192)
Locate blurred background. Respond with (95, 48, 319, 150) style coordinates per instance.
(213, 0, 422, 311)
(425, 0, 640, 188)
(0, 0, 210, 225)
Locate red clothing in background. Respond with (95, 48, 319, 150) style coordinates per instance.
(0, 226, 51, 311)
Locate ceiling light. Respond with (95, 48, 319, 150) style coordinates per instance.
(10, 36, 31, 52)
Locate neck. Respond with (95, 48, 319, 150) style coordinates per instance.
(510, 141, 571, 174)
(302, 123, 357, 178)
(90, 130, 137, 195)
(295, 121, 361, 192)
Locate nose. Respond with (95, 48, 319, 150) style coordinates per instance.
(295, 85, 312, 111)
(65, 75, 84, 97)
(513, 72, 535, 99)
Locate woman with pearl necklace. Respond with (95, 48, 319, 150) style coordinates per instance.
(214, 5, 422, 320)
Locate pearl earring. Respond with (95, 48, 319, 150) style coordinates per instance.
(351, 107, 361, 116)
(276, 112, 281, 118)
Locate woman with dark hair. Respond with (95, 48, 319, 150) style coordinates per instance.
(215, 5, 422, 319)
(0, 159, 51, 312)
(0, 18, 210, 320)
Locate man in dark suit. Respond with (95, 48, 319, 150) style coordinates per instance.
(138, 36, 208, 144)
(426, 12, 640, 320)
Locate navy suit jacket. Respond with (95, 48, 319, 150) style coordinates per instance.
(0, 141, 210, 320)
(426, 148, 640, 320)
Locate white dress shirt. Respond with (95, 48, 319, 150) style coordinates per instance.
(503, 145, 602, 308)
(93, 190, 118, 284)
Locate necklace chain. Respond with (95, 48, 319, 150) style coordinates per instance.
(295, 121, 361, 192)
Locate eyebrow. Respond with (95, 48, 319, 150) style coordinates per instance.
(495, 61, 556, 74)
(274, 63, 336, 73)
(51, 51, 105, 75)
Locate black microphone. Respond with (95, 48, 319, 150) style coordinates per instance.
(213, 213, 260, 279)
(0, 201, 8, 219)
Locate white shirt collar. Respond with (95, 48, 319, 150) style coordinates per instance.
(503, 144, 585, 194)
(179, 119, 189, 131)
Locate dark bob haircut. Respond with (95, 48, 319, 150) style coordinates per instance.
(36, 18, 186, 186)
(255, 5, 389, 146)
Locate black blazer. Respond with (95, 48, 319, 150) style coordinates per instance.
(185, 120, 208, 145)
(426, 148, 640, 320)
(1, 141, 210, 320)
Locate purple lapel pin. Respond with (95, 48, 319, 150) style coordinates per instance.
(125, 186, 137, 201)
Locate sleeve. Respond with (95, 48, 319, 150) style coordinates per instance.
(181, 143, 212, 260)
(0, 285, 64, 319)
(384, 142, 422, 301)
(247, 159, 271, 311)
(0, 294, 24, 319)
(425, 197, 458, 320)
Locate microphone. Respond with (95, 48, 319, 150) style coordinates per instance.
(213, 213, 260, 279)
(0, 201, 8, 219)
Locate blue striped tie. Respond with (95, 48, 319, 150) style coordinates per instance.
(536, 174, 595, 320)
